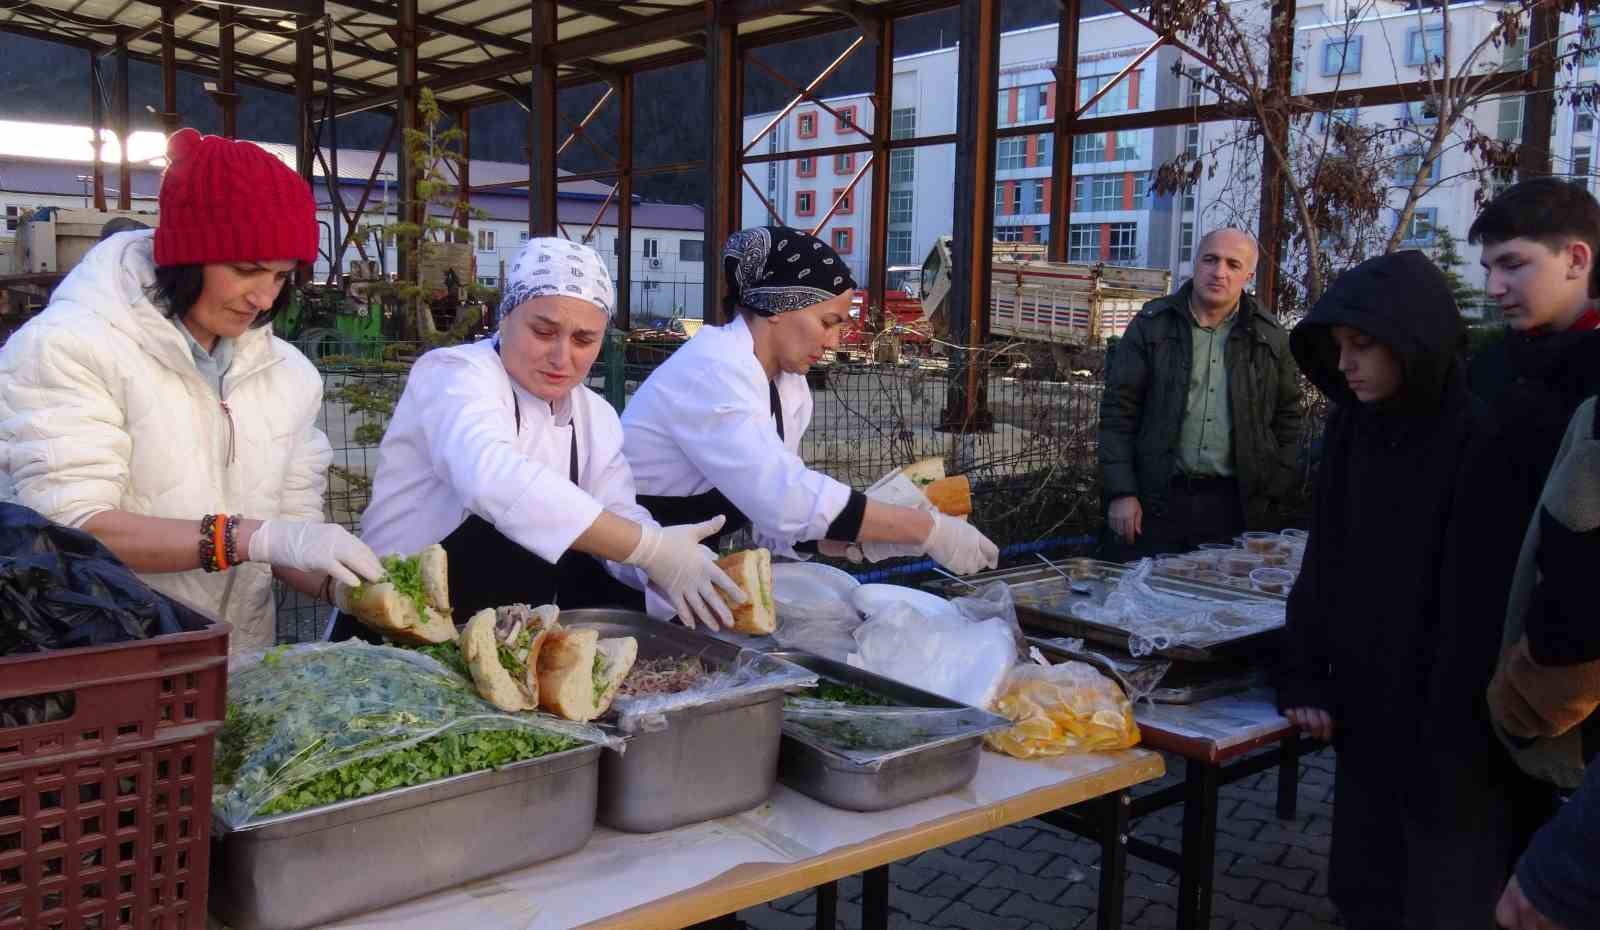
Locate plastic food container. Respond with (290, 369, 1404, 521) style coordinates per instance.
(1154, 557, 1199, 578)
(1262, 551, 1291, 567)
(1280, 528, 1310, 542)
(1220, 551, 1264, 577)
(1198, 542, 1234, 551)
(1241, 531, 1281, 554)
(1249, 568, 1296, 594)
(1184, 550, 1221, 569)
(1191, 570, 1228, 585)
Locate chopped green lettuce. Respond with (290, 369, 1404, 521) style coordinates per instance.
(591, 651, 611, 701)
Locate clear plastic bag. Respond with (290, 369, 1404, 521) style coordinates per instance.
(1031, 637, 1173, 704)
(985, 657, 1142, 759)
(848, 599, 1019, 709)
(771, 566, 863, 662)
(1067, 560, 1285, 656)
(781, 698, 1008, 770)
(214, 641, 618, 828)
(606, 649, 817, 735)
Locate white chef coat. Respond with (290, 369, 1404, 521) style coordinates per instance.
(621, 314, 855, 555)
(360, 337, 660, 604)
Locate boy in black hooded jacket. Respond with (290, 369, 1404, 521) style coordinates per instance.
(1278, 250, 1514, 929)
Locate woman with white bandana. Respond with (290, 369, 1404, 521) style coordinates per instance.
(328, 237, 743, 639)
(622, 226, 1000, 576)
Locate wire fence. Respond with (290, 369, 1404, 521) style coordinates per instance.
(276, 337, 1326, 643)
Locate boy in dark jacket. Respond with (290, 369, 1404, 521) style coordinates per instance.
(1278, 251, 1507, 929)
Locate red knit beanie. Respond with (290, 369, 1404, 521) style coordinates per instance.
(153, 128, 318, 266)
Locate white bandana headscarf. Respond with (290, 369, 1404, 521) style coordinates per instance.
(497, 236, 616, 324)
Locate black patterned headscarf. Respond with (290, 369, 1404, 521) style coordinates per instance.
(723, 226, 857, 317)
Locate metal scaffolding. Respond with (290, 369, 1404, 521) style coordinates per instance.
(0, 0, 1553, 429)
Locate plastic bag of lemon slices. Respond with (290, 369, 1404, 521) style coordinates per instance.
(984, 658, 1141, 758)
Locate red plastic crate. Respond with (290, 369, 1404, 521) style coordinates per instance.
(0, 623, 229, 930)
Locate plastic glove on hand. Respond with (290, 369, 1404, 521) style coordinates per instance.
(623, 516, 747, 630)
(248, 520, 384, 587)
(923, 513, 999, 575)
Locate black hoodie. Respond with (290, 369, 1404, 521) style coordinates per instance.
(1279, 250, 1478, 738)
(1281, 251, 1519, 928)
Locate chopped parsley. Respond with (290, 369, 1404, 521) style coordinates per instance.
(411, 642, 470, 679)
(808, 681, 895, 706)
(591, 651, 611, 700)
(355, 554, 429, 619)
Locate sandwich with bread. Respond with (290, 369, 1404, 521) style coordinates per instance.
(714, 548, 776, 635)
(336, 544, 456, 644)
(898, 457, 973, 518)
(460, 603, 559, 712)
(537, 627, 639, 722)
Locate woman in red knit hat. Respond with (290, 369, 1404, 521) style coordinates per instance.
(0, 128, 384, 653)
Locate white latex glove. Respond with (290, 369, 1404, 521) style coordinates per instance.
(622, 516, 747, 631)
(922, 513, 999, 575)
(248, 520, 385, 587)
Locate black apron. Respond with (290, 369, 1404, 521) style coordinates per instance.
(328, 359, 644, 644)
(635, 380, 785, 552)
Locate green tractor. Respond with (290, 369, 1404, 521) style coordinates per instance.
(275, 282, 386, 362)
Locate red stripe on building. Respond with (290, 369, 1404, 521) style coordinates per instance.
(1099, 223, 1111, 260)
(1128, 70, 1141, 109)
(1007, 88, 1019, 124)
(1122, 172, 1134, 210)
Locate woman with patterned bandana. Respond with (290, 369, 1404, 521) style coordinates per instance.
(621, 226, 998, 584)
(328, 237, 743, 639)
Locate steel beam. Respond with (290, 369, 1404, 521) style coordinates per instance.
(332, 115, 397, 273)
(940, 0, 998, 434)
(704, 0, 738, 323)
(335, 0, 529, 55)
(217, 4, 238, 138)
(529, 0, 559, 235)
(1519, 3, 1558, 176)
(324, 15, 342, 281)
(90, 51, 107, 211)
(116, 40, 131, 211)
(457, 107, 472, 235)
(866, 14, 892, 335)
(295, 17, 315, 183)
(160, 1, 180, 133)
(1254, 0, 1293, 313)
(617, 70, 634, 331)
(1048, 0, 1078, 261)
(397, 0, 418, 286)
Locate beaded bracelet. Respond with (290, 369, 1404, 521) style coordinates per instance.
(199, 514, 220, 573)
(213, 512, 230, 571)
(223, 514, 241, 568)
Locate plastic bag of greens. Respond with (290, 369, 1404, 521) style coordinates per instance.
(214, 641, 618, 828)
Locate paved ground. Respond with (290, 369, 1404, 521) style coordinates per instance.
(739, 745, 1344, 930)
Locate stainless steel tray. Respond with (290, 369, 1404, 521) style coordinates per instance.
(928, 558, 1285, 662)
(767, 651, 1010, 812)
(209, 742, 602, 930)
(560, 608, 791, 833)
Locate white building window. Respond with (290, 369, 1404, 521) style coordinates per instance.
(1038, 132, 1053, 167)
(1497, 96, 1524, 141)
(1077, 74, 1130, 116)
(1185, 67, 1204, 107)
(4, 205, 20, 232)
(1579, 113, 1595, 134)
(1010, 184, 1024, 214)
(1185, 124, 1201, 158)
(891, 107, 917, 140)
(1180, 221, 1195, 258)
(887, 230, 913, 265)
(1406, 24, 1446, 67)
(1027, 84, 1050, 121)
(1031, 179, 1046, 213)
(1577, 146, 1593, 178)
(1107, 223, 1139, 264)
(1073, 133, 1106, 164)
(994, 184, 1006, 214)
(995, 226, 1024, 242)
(997, 90, 1013, 128)
(889, 189, 914, 224)
(643, 238, 659, 259)
(1322, 37, 1363, 76)
(1114, 131, 1140, 160)
(519, 230, 530, 243)
(1395, 149, 1439, 185)
(1403, 208, 1438, 243)
(680, 239, 704, 262)
(890, 149, 915, 184)
(477, 275, 497, 287)
(477, 229, 496, 252)
(1076, 175, 1124, 212)
(997, 137, 1028, 170)
(1068, 224, 1100, 262)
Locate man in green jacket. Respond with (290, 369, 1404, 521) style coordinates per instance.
(1099, 227, 1302, 558)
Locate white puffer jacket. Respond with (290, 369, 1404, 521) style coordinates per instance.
(0, 230, 331, 653)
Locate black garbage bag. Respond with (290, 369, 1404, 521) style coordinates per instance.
(0, 503, 196, 657)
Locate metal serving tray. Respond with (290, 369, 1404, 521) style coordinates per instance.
(561, 608, 792, 833)
(767, 651, 1011, 812)
(928, 559, 1285, 662)
(209, 742, 602, 930)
